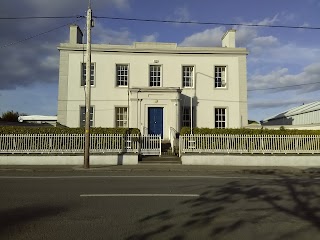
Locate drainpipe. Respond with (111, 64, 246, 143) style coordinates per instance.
(136, 91, 139, 128)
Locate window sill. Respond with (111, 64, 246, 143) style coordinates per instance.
(214, 87, 228, 90)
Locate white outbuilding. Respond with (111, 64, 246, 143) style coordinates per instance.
(261, 101, 320, 129)
(18, 115, 57, 125)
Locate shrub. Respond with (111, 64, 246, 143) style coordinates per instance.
(0, 126, 140, 135)
(180, 127, 320, 136)
(1, 111, 20, 122)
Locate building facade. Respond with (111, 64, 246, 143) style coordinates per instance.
(261, 101, 320, 129)
(57, 25, 248, 139)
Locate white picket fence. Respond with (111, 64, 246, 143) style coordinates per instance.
(0, 134, 161, 155)
(180, 134, 320, 154)
(4, 133, 319, 156)
(140, 135, 162, 155)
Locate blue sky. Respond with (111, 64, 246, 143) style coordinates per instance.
(1, 0, 320, 122)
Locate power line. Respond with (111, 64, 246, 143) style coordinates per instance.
(0, 19, 83, 49)
(0, 16, 84, 20)
(248, 81, 320, 91)
(95, 16, 320, 30)
(1, 15, 319, 30)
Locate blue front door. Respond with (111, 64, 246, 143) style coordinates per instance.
(148, 107, 163, 138)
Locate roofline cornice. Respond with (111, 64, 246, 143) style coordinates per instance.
(58, 43, 248, 55)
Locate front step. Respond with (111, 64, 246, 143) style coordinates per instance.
(139, 155, 181, 165)
(161, 141, 178, 156)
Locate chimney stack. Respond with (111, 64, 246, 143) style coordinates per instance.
(221, 29, 236, 48)
(69, 24, 83, 44)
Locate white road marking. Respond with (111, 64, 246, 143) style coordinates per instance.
(80, 193, 200, 197)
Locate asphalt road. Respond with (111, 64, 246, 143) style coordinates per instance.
(0, 170, 319, 240)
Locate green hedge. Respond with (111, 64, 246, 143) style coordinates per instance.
(0, 126, 140, 135)
(180, 127, 320, 136)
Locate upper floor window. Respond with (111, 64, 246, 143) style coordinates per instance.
(81, 63, 95, 86)
(215, 108, 226, 129)
(116, 64, 128, 86)
(215, 66, 226, 88)
(149, 65, 161, 87)
(115, 107, 128, 128)
(182, 66, 194, 88)
(80, 106, 94, 127)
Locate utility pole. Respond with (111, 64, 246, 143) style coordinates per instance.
(127, 80, 130, 130)
(84, 4, 92, 168)
(190, 95, 193, 134)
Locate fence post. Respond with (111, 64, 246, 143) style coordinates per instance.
(159, 135, 161, 156)
(179, 136, 181, 157)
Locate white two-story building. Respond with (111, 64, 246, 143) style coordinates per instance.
(57, 25, 248, 139)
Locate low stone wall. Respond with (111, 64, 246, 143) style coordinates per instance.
(0, 154, 138, 165)
(181, 154, 320, 167)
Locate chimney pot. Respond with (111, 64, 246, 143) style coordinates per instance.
(221, 29, 236, 48)
(69, 24, 83, 44)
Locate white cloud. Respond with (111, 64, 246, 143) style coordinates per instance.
(166, 6, 191, 25)
(173, 6, 191, 22)
(40, 55, 59, 70)
(304, 62, 320, 74)
(241, 12, 294, 26)
(233, 26, 258, 47)
(249, 42, 320, 67)
(282, 12, 296, 22)
(179, 25, 258, 48)
(249, 62, 320, 93)
(141, 33, 159, 42)
(92, 22, 134, 44)
(180, 27, 225, 47)
(257, 14, 279, 25)
(251, 36, 279, 47)
(248, 35, 279, 56)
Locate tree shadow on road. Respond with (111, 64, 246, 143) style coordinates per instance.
(126, 174, 320, 240)
(0, 204, 69, 236)
(184, 176, 320, 239)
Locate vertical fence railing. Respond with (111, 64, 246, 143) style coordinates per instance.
(140, 134, 161, 156)
(180, 134, 320, 154)
(0, 134, 142, 154)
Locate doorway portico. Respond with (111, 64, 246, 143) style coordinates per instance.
(130, 87, 181, 140)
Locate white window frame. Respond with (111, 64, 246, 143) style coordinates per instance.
(182, 66, 194, 88)
(81, 63, 95, 86)
(80, 106, 94, 127)
(214, 66, 227, 88)
(115, 107, 128, 128)
(214, 107, 227, 129)
(149, 65, 162, 87)
(116, 64, 129, 87)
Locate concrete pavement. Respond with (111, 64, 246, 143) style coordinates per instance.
(0, 164, 319, 177)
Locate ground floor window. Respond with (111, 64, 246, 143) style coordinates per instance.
(182, 107, 191, 127)
(80, 106, 94, 127)
(116, 107, 128, 128)
(181, 107, 195, 128)
(215, 108, 226, 128)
